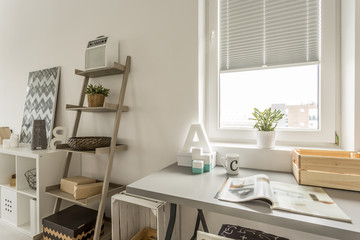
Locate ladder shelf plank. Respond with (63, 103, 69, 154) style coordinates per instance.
(75, 62, 125, 78)
(45, 183, 126, 207)
(56, 144, 128, 155)
(66, 103, 129, 112)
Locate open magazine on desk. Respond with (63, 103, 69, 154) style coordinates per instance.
(215, 174, 351, 223)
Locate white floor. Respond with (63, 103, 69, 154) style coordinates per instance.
(0, 222, 31, 240)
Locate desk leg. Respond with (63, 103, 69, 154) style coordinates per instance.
(191, 209, 209, 240)
(165, 203, 177, 240)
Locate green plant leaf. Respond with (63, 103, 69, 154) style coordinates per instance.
(249, 107, 284, 131)
(85, 84, 110, 97)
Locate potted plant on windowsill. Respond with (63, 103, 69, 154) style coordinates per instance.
(250, 107, 284, 148)
(85, 84, 110, 107)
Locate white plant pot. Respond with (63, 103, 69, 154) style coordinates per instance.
(256, 131, 276, 148)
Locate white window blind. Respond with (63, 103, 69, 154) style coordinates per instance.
(220, 0, 321, 71)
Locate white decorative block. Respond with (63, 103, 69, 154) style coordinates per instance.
(202, 154, 211, 164)
(178, 149, 216, 169)
(191, 148, 216, 170)
(205, 152, 217, 169)
(177, 151, 192, 167)
(201, 151, 216, 168)
(182, 124, 212, 153)
(192, 160, 204, 169)
(192, 160, 204, 174)
(191, 148, 203, 160)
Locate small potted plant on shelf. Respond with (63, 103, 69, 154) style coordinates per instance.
(85, 84, 110, 107)
(249, 107, 284, 148)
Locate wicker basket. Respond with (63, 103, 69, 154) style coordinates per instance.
(24, 169, 36, 190)
(68, 137, 111, 151)
(87, 94, 105, 107)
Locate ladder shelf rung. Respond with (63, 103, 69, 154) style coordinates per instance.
(56, 144, 128, 155)
(75, 62, 125, 78)
(45, 183, 126, 207)
(66, 103, 129, 112)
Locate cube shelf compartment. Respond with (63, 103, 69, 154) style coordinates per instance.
(0, 146, 80, 237)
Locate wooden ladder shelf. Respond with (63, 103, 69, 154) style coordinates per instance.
(36, 56, 131, 240)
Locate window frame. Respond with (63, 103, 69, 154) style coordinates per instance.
(205, 0, 339, 145)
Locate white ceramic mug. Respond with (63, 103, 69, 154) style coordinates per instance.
(220, 154, 240, 175)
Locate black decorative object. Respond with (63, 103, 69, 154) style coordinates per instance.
(24, 168, 36, 190)
(218, 224, 289, 240)
(42, 205, 104, 240)
(31, 120, 47, 150)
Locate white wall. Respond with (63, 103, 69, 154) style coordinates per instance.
(341, 0, 356, 150)
(0, 0, 199, 183)
(341, 0, 360, 151)
(0, 1, 344, 239)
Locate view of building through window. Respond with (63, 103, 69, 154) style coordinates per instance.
(219, 65, 319, 130)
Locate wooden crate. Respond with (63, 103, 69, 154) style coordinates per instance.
(111, 191, 180, 240)
(131, 227, 157, 240)
(292, 148, 360, 191)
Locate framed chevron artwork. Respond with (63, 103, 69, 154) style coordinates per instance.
(20, 66, 60, 146)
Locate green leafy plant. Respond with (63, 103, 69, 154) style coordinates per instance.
(85, 84, 110, 97)
(249, 107, 284, 131)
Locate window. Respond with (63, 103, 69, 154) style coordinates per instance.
(220, 65, 319, 130)
(206, 0, 338, 144)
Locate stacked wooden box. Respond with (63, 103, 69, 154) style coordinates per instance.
(292, 149, 360, 191)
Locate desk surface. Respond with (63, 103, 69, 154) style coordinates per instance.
(127, 164, 360, 239)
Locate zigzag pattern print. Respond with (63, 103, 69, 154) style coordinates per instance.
(43, 225, 104, 240)
(20, 67, 60, 144)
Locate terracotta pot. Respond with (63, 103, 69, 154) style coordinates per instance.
(87, 94, 105, 107)
(256, 131, 276, 148)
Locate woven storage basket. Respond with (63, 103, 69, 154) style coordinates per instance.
(24, 169, 36, 190)
(68, 137, 111, 151)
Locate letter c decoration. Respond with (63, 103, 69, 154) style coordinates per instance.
(230, 160, 238, 171)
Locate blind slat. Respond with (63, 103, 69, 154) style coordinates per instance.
(220, 0, 321, 71)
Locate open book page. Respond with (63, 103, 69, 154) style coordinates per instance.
(216, 174, 273, 205)
(270, 181, 352, 223)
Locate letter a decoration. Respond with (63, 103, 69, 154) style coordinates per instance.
(182, 124, 212, 153)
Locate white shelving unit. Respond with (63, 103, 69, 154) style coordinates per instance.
(0, 145, 80, 237)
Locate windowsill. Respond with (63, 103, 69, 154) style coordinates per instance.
(211, 141, 343, 173)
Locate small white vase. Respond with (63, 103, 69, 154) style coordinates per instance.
(256, 131, 276, 148)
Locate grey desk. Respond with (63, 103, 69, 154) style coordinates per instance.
(127, 164, 360, 239)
